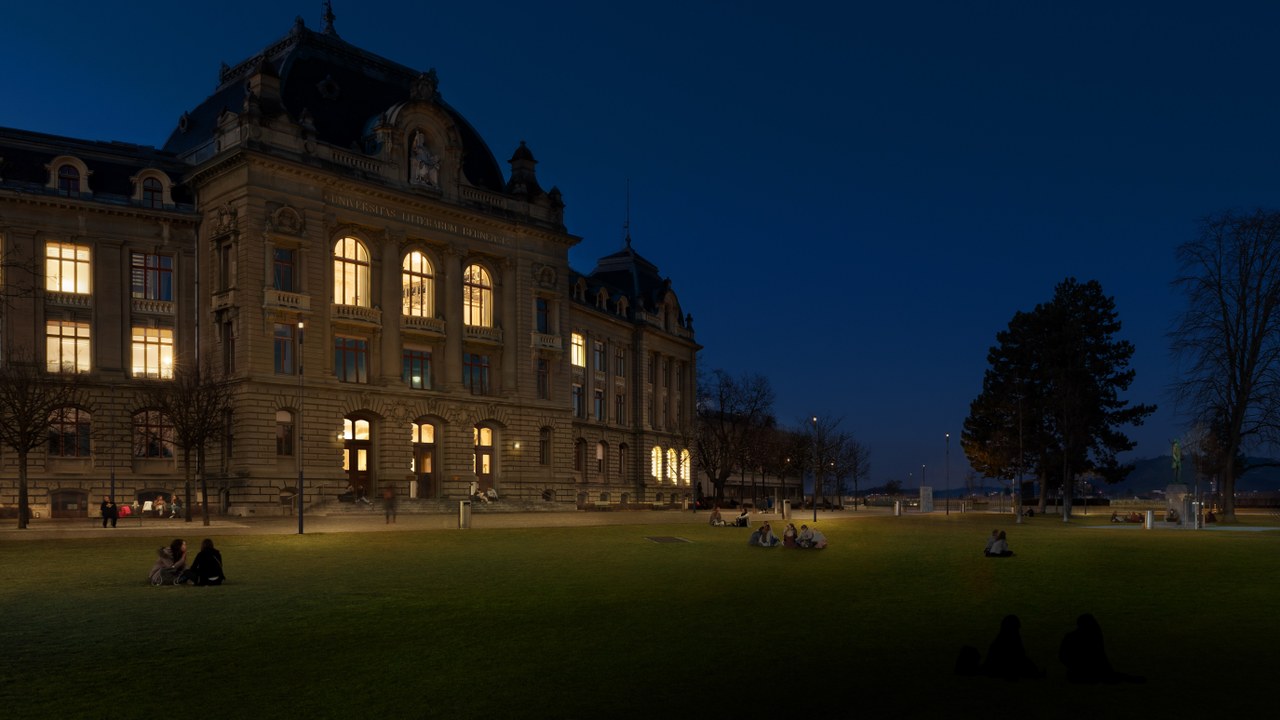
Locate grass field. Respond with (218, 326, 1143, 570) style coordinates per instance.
(1, 512, 1277, 719)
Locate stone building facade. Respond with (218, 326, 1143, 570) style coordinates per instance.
(0, 15, 698, 519)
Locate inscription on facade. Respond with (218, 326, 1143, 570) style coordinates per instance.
(325, 192, 510, 246)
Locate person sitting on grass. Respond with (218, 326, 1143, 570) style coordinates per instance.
(985, 529, 1001, 553)
(985, 530, 1013, 557)
(808, 527, 828, 549)
(148, 538, 187, 586)
(757, 521, 779, 547)
(189, 538, 226, 586)
(982, 614, 1042, 681)
(782, 523, 798, 547)
(709, 507, 725, 526)
(1059, 613, 1145, 684)
(734, 508, 749, 527)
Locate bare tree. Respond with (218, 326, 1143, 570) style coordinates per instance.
(1172, 210, 1280, 522)
(831, 433, 871, 509)
(141, 358, 234, 526)
(695, 369, 775, 503)
(0, 353, 86, 528)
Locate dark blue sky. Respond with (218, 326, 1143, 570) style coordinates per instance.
(5, 1, 1280, 486)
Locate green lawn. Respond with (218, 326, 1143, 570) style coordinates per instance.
(2, 513, 1276, 718)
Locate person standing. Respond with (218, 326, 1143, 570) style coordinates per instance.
(383, 484, 397, 524)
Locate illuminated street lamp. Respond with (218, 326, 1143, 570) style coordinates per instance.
(811, 415, 818, 523)
(945, 432, 951, 516)
(297, 320, 305, 535)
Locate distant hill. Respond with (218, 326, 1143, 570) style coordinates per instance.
(1105, 456, 1280, 496)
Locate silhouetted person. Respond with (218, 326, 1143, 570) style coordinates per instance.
(982, 614, 1042, 681)
(1059, 613, 1145, 684)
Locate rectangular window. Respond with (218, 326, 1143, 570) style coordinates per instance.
(403, 348, 432, 390)
(273, 324, 295, 375)
(49, 408, 91, 458)
(663, 359, 671, 388)
(572, 384, 584, 418)
(647, 354, 656, 384)
(536, 358, 550, 400)
(647, 396, 655, 428)
(218, 242, 234, 292)
(130, 253, 173, 301)
(222, 320, 235, 375)
(273, 248, 297, 292)
(616, 394, 626, 424)
(334, 336, 368, 383)
(535, 297, 550, 334)
(131, 327, 174, 379)
(571, 333, 585, 367)
(46, 319, 90, 373)
(615, 348, 626, 377)
(539, 429, 551, 466)
(594, 389, 604, 420)
(677, 362, 685, 391)
(593, 341, 606, 372)
(463, 352, 490, 395)
(45, 242, 91, 294)
(276, 411, 294, 457)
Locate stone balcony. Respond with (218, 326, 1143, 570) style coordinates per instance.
(131, 298, 174, 315)
(332, 303, 382, 326)
(264, 289, 311, 311)
(45, 291, 91, 308)
(402, 314, 445, 335)
(530, 332, 562, 351)
(464, 324, 503, 344)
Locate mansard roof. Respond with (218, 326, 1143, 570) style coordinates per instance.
(161, 17, 506, 192)
(582, 237, 689, 329)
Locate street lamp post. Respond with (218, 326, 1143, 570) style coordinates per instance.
(297, 321, 305, 535)
(945, 432, 951, 515)
(811, 416, 818, 523)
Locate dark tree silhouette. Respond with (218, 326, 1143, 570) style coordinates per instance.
(1171, 210, 1280, 522)
(0, 354, 86, 529)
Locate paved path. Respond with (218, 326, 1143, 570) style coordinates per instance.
(0, 507, 889, 541)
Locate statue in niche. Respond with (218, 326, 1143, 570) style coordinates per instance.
(410, 131, 440, 188)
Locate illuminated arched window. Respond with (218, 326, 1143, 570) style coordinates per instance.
(463, 263, 493, 327)
(473, 425, 494, 486)
(681, 449, 691, 484)
(402, 250, 434, 317)
(343, 417, 371, 440)
(667, 448, 678, 484)
(596, 441, 606, 475)
(333, 237, 370, 307)
(651, 446, 662, 480)
(411, 420, 437, 498)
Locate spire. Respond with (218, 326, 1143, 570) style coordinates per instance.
(321, 1, 339, 36)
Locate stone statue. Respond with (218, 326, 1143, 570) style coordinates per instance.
(410, 131, 440, 188)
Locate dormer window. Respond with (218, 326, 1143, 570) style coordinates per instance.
(57, 165, 80, 196)
(142, 178, 163, 208)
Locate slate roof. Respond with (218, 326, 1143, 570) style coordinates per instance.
(161, 18, 506, 193)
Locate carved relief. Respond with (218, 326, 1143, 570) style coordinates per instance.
(532, 264, 557, 289)
(410, 70, 439, 102)
(211, 204, 238, 238)
(270, 205, 306, 236)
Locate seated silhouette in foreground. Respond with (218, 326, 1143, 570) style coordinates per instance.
(981, 614, 1042, 681)
(984, 530, 1014, 557)
(1059, 613, 1145, 684)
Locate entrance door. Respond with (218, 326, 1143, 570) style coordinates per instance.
(343, 417, 373, 500)
(411, 421, 436, 499)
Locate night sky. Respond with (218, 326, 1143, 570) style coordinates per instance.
(5, 1, 1280, 486)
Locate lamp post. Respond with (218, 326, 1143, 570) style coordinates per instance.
(296, 320, 305, 535)
(811, 415, 818, 523)
(945, 432, 951, 516)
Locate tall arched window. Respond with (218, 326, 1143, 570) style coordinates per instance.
(276, 410, 294, 456)
(667, 448, 678, 484)
(402, 250, 434, 317)
(342, 417, 373, 500)
(333, 237, 370, 307)
(411, 420, 436, 498)
(539, 427, 552, 466)
(596, 441, 606, 475)
(651, 446, 662, 480)
(618, 443, 628, 478)
(473, 425, 494, 489)
(680, 448, 692, 484)
(463, 263, 493, 327)
(575, 438, 587, 473)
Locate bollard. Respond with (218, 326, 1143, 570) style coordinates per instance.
(459, 499, 472, 529)
(894, 500, 902, 517)
(782, 499, 791, 520)
(1144, 509, 1153, 529)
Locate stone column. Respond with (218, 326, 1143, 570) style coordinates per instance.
(443, 246, 463, 390)
(380, 233, 402, 382)
(501, 257, 518, 394)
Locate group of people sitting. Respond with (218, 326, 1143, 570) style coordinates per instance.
(956, 613, 1145, 684)
(1110, 511, 1145, 523)
(469, 481, 499, 504)
(148, 537, 226, 586)
(983, 529, 1014, 557)
(708, 506, 749, 527)
(748, 521, 827, 549)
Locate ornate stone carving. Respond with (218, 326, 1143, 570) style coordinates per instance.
(211, 204, 238, 236)
(410, 69, 439, 102)
(532, 264, 557, 289)
(409, 130, 440, 188)
(271, 205, 305, 236)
